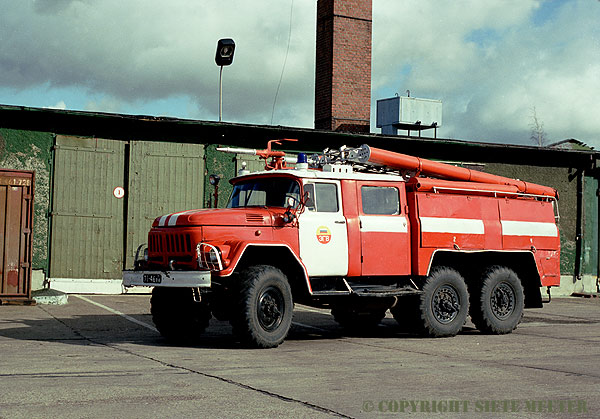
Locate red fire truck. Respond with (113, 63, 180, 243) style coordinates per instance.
(123, 140, 560, 348)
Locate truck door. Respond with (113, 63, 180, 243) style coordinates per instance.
(358, 182, 410, 276)
(298, 180, 348, 276)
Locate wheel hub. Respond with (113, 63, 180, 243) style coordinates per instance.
(491, 282, 515, 320)
(258, 287, 283, 331)
(432, 285, 460, 324)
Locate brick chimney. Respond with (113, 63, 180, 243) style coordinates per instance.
(314, 0, 372, 133)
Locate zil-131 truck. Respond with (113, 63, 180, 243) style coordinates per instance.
(123, 140, 560, 348)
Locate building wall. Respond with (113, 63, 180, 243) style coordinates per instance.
(0, 128, 53, 275)
(204, 144, 235, 208)
(47, 136, 208, 293)
(1, 126, 215, 292)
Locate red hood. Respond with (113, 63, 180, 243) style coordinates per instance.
(152, 208, 273, 227)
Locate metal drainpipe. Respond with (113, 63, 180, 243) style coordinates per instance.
(46, 137, 57, 287)
(122, 141, 131, 271)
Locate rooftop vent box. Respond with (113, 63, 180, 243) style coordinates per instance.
(376, 96, 442, 135)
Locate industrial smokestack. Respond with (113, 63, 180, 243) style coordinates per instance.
(314, 0, 372, 133)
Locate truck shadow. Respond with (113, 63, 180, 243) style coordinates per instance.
(0, 310, 481, 350)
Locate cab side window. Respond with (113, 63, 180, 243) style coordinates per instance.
(361, 186, 399, 215)
(304, 182, 339, 212)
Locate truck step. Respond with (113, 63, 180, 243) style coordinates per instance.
(311, 290, 352, 296)
(349, 284, 422, 298)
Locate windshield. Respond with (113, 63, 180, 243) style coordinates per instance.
(227, 177, 301, 209)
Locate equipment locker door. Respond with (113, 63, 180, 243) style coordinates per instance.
(298, 180, 348, 276)
(357, 182, 410, 276)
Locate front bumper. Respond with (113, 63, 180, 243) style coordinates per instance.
(122, 270, 212, 288)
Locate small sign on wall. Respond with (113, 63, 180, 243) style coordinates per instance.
(113, 186, 125, 199)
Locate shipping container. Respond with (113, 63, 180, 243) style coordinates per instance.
(0, 169, 35, 304)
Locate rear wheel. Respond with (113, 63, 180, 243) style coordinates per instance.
(470, 266, 524, 334)
(150, 287, 211, 342)
(231, 265, 293, 348)
(416, 267, 469, 337)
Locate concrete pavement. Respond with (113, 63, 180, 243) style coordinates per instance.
(1, 295, 599, 418)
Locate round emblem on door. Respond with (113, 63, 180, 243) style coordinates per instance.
(316, 226, 331, 244)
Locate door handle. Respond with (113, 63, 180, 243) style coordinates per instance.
(335, 220, 346, 224)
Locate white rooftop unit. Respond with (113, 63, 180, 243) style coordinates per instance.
(376, 96, 442, 136)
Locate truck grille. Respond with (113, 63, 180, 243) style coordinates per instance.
(149, 232, 192, 253)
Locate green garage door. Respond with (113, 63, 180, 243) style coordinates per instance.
(125, 141, 205, 269)
(50, 136, 125, 279)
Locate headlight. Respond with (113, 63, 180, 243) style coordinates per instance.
(197, 243, 224, 271)
(134, 243, 148, 269)
(208, 248, 220, 263)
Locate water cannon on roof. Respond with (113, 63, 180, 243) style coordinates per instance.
(217, 139, 300, 171)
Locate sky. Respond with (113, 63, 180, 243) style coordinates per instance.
(1, 0, 599, 147)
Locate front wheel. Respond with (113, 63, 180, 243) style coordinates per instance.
(470, 266, 524, 334)
(416, 267, 469, 337)
(231, 265, 293, 348)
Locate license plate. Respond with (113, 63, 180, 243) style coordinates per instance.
(143, 273, 162, 284)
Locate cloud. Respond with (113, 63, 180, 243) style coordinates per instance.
(0, 0, 598, 146)
(51, 100, 67, 110)
(0, 0, 316, 125)
(84, 97, 123, 114)
(371, 0, 600, 145)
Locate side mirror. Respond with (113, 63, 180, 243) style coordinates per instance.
(302, 191, 313, 212)
(282, 209, 295, 224)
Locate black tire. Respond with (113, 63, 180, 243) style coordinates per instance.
(150, 287, 211, 342)
(390, 295, 421, 332)
(230, 265, 293, 348)
(331, 306, 387, 331)
(416, 267, 469, 337)
(470, 266, 524, 334)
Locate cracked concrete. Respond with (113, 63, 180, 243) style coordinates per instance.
(0, 295, 598, 418)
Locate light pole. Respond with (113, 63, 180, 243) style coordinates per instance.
(215, 38, 235, 122)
